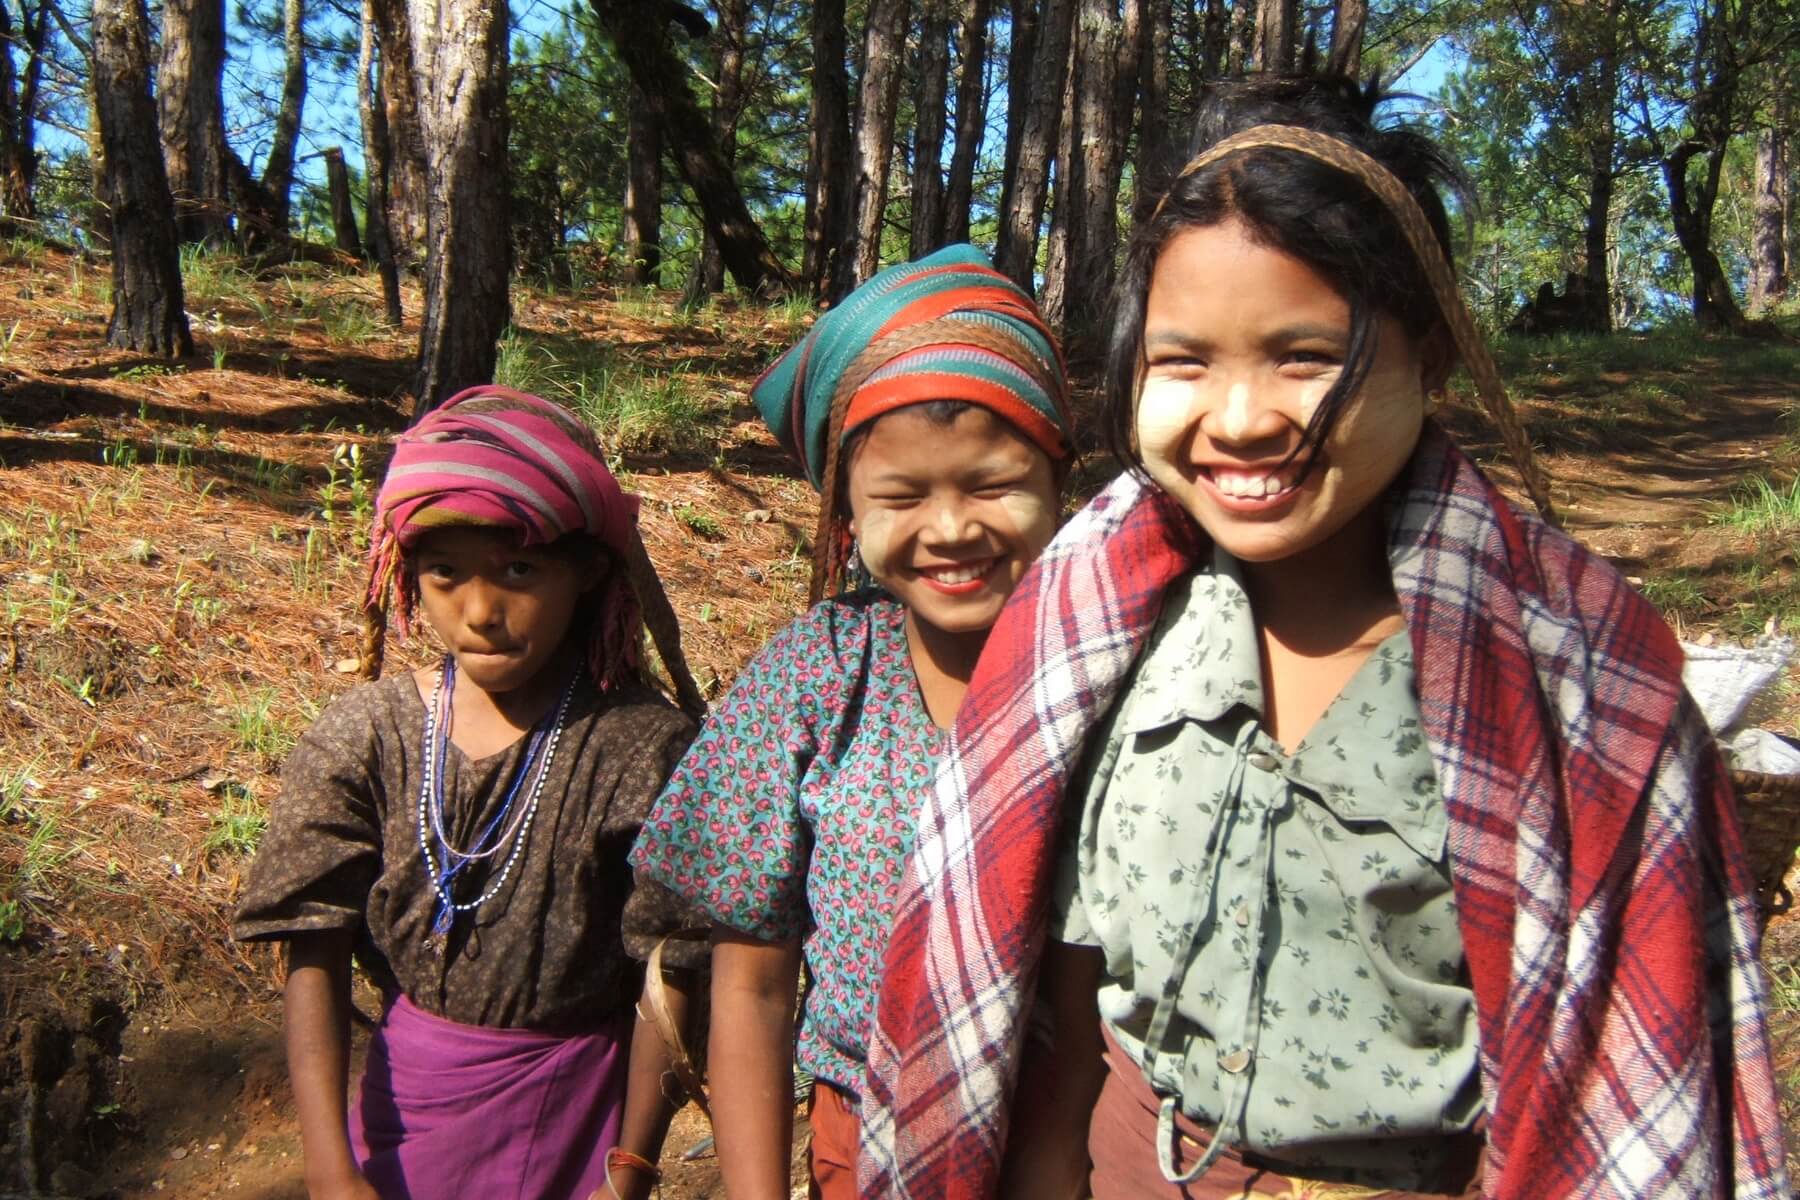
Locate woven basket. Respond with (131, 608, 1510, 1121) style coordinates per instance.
(1732, 769, 1800, 925)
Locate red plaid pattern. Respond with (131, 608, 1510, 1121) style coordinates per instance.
(861, 426, 1787, 1199)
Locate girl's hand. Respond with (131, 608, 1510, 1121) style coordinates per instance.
(586, 1163, 656, 1200)
(306, 1164, 379, 1200)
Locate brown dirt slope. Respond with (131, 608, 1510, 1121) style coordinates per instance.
(2, 243, 1798, 1194)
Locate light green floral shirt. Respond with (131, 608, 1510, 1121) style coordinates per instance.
(1051, 554, 1483, 1189)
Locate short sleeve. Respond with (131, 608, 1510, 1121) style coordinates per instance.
(631, 603, 854, 943)
(605, 707, 715, 971)
(232, 691, 384, 942)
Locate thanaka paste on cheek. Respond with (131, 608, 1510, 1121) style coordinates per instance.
(1135, 376, 1194, 469)
(1299, 379, 1330, 426)
(995, 488, 1057, 566)
(853, 506, 897, 583)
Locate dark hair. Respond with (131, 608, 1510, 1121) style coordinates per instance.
(1102, 74, 1472, 477)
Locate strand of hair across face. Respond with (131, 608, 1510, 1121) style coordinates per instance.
(1159, 124, 1557, 527)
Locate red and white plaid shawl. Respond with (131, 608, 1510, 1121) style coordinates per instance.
(861, 426, 1788, 1199)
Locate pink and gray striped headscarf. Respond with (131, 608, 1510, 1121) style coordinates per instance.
(365, 385, 643, 694)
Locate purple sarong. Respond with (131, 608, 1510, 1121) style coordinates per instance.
(350, 994, 629, 1200)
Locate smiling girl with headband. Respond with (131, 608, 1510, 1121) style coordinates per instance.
(631, 244, 1072, 1200)
(235, 386, 707, 1200)
(864, 76, 1786, 1200)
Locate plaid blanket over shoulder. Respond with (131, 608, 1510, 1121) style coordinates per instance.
(860, 426, 1788, 1199)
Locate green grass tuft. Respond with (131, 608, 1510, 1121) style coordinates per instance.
(494, 328, 719, 453)
(203, 785, 268, 858)
(1713, 475, 1800, 537)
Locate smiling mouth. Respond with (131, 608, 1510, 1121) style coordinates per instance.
(1203, 465, 1302, 501)
(916, 559, 997, 589)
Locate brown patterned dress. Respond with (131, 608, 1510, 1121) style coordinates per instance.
(233, 672, 705, 1032)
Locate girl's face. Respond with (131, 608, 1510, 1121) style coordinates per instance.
(413, 527, 595, 697)
(1135, 218, 1442, 570)
(846, 405, 1059, 639)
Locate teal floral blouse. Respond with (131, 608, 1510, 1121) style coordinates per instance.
(631, 591, 944, 1094)
(1051, 555, 1484, 1190)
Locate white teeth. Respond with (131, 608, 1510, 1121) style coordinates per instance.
(921, 561, 990, 585)
(1213, 470, 1294, 499)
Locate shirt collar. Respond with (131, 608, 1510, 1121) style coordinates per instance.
(1285, 631, 1447, 861)
(1117, 549, 1262, 734)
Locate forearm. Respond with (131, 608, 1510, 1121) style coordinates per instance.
(1000, 942, 1108, 1200)
(610, 965, 695, 1200)
(708, 932, 803, 1200)
(283, 929, 364, 1192)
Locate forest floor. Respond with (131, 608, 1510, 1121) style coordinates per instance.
(0, 241, 1797, 1198)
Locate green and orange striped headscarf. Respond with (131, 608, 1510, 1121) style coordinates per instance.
(751, 245, 1072, 598)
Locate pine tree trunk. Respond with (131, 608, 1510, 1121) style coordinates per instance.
(689, 0, 747, 302)
(1662, 145, 1751, 334)
(323, 147, 363, 256)
(1001, 0, 1039, 190)
(93, 0, 193, 355)
(622, 82, 663, 287)
(1252, 0, 1297, 71)
(358, 0, 403, 324)
(802, 0, 851, 296)
(837, 0, 913, 294)
(993, 0, 1074, 289)
(941, 0, 990, 244)
(1326, 0, 1364, 76)
(408, 0, 511, 413)
(910, 0, 953, 257)
(1039, 31, 1076, 329)
(370, 0, 429, 259)
(261, 0, 308, 229)
(591, 0, 794, 298)
(1134, 0, 1169, 203)
(1226, 0, 1252, 73)
(1749, 123, 1790, 313)
(1063, 0, 1138, 346)
(157, 0, 233, 243)
(0, 0, 48, 226)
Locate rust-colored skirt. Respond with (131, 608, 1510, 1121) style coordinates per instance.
(1088, 1030, 1483, 1200)
(808, 1081, 860, 1200)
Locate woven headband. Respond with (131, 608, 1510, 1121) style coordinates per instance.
(1156, 124, 1556, 525)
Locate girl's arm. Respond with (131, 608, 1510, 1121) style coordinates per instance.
(1000, 941, 1108, 1200)
(708, 929, 803, 1200)
(283, 929, 379, 1200)
(602, 963, 696, 1200)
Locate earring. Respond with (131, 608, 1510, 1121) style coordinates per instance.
(846, 540, 864, 579)
(1424, 388, 1445, 416)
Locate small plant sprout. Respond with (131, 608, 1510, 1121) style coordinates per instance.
(203, 784, 268, 858)
(676, 505, 725, 539)
(322, 443, 372, 547)
(231, 688, 297, 762)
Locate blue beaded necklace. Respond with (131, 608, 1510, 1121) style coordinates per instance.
(416, 656, 576, 936)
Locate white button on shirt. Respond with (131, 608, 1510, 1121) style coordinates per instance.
(1050, 556, 1483, 1191)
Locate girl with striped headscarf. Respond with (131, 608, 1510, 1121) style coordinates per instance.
(630, 245, 1074, 1200)
(235, 387, 706, 1200)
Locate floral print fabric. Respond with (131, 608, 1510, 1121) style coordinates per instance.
(632, 591, 943, 1093)
(1051, 555, 1483, 1190)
